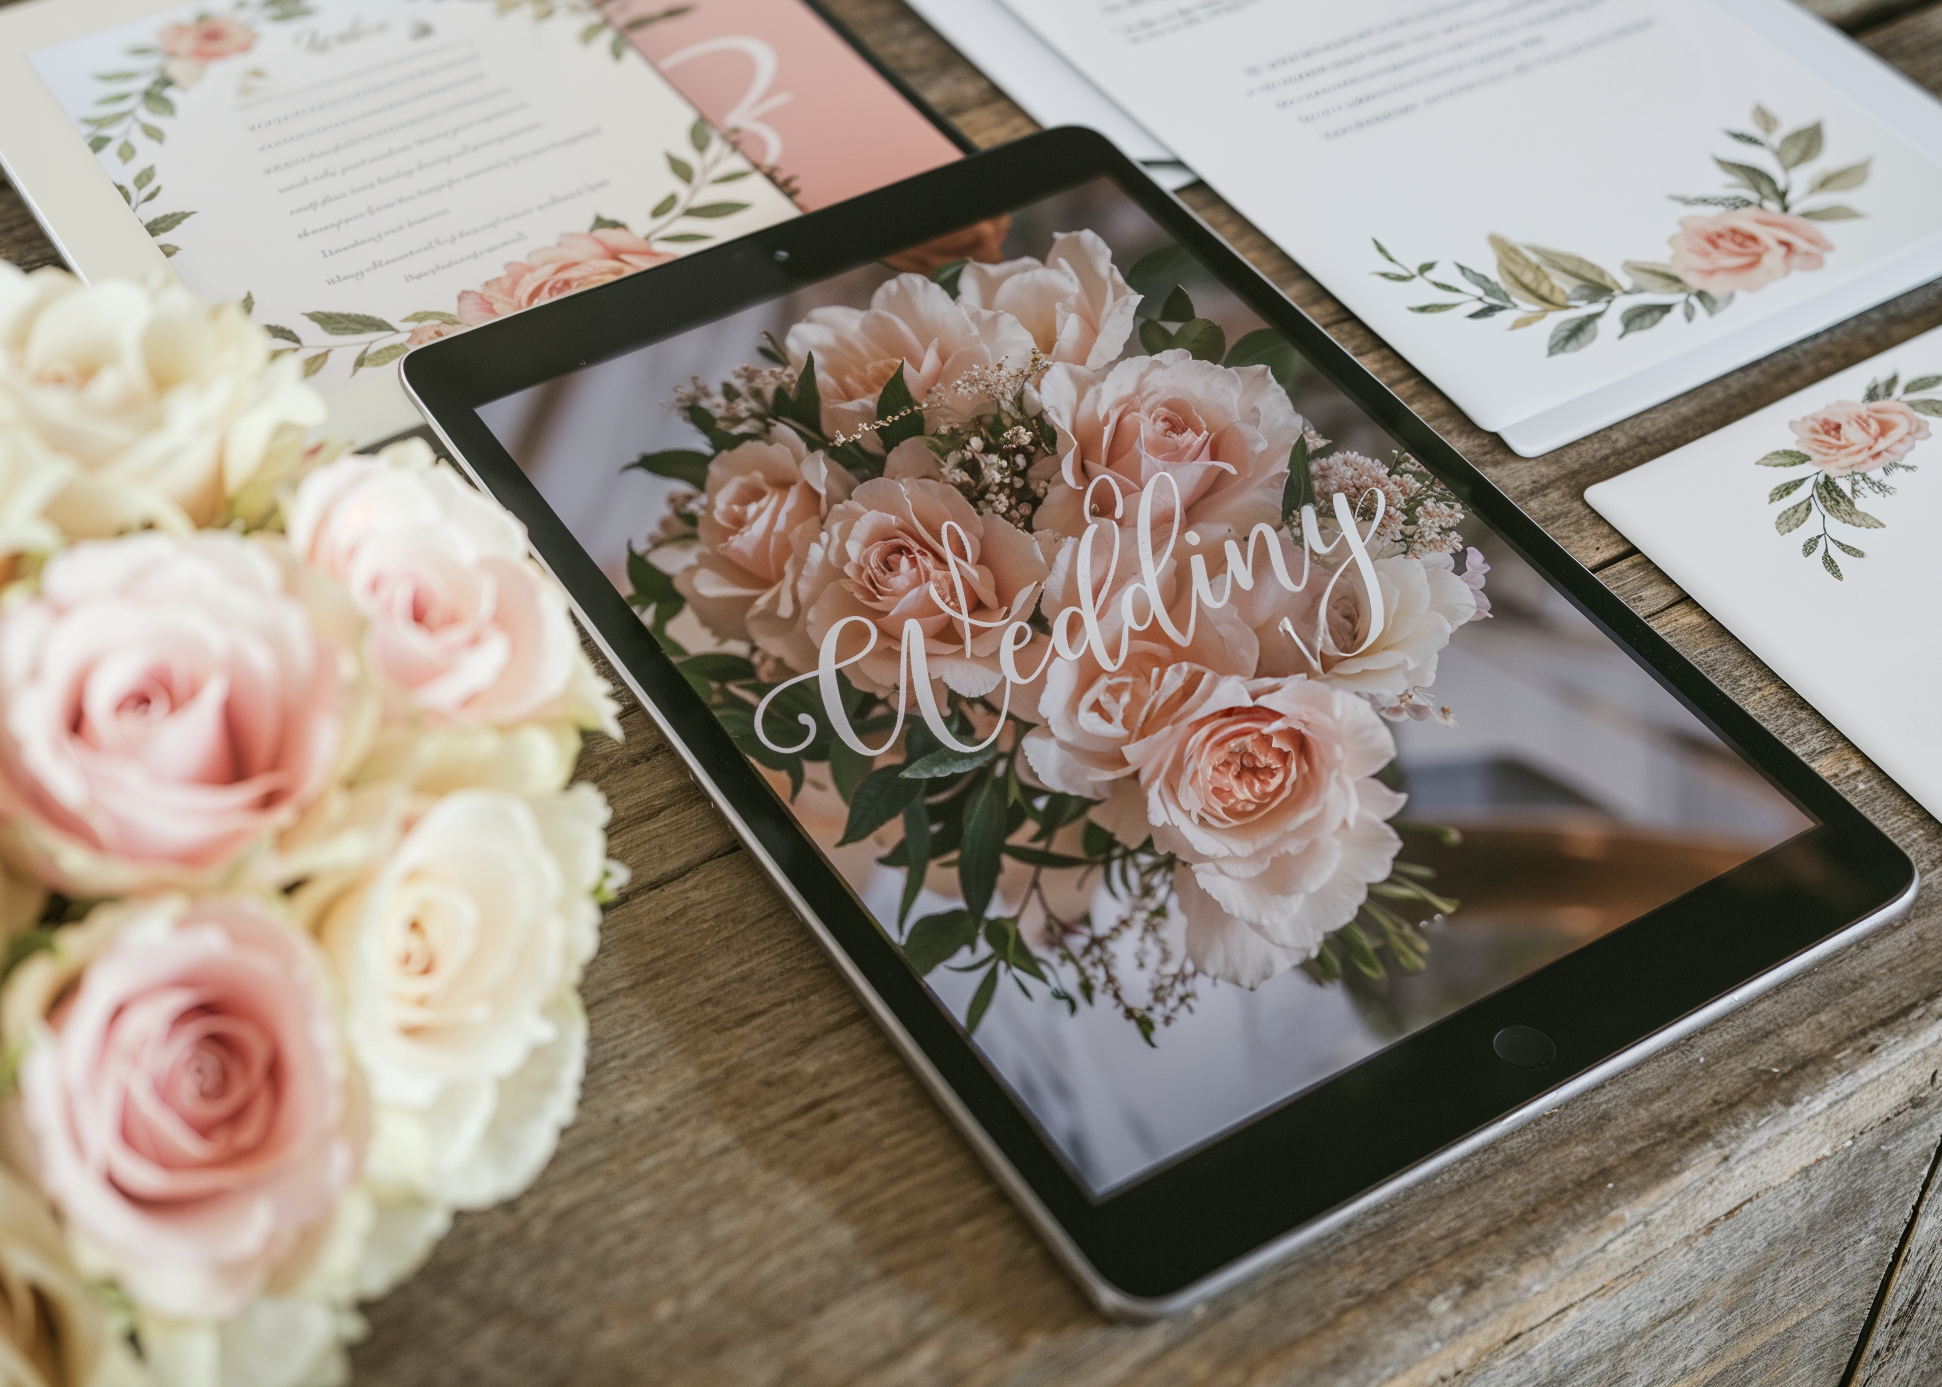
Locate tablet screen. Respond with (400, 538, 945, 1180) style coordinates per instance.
(479, 176, 1812, 1195)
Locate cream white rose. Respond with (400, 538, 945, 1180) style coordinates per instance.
(956, 230, 1139, 370)
(0, 265, 324, 536)
(316, 784, 615, 1208)
(0, 1163, 145, 1387)
(287, 440, 618, 737)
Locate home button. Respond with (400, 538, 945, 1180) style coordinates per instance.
(1493, 1025, 1557, 1069)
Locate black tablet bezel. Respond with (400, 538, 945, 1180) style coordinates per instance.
(402, 127, 1916, 1315)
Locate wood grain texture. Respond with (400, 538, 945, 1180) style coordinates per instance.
(4, 0, 1942, 1381)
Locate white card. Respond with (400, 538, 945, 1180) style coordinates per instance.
(1586, 324, 1942, 819)
(4, 0, 798, 440)
(993, 0, 1942, 453)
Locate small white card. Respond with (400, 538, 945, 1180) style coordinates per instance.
(994, 0, 1942, 454)
(4, 0, 798, 439)
(1586, 323, 1942, 819)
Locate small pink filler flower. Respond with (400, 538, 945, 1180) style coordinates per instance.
(1789, 398, 1931, 477)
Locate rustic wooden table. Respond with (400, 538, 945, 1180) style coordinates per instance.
(7, 0, 1942, 1381)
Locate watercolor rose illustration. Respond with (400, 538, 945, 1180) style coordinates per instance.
(1759, 369, 1939, 578)
(626, 229, 1485, 1043)
(1372, 105, 1871, 358)
(0, 262, 628, 1386)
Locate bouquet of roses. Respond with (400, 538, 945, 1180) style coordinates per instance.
(629, 230, 1490, 1041)
(0, 263, 625, 1387)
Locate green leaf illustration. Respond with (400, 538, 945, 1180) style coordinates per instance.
(1546, 313, 1599, 356)
(1768, 476, 1809, 503)
(1373, 270, 1414, 282)
(1798, 205, 1863, 220)
(1905, 398, 1942, 416)
(1776, 122, 1822, 170)
(588, 214, 628, 231)
(1816, 475, 1884, 529)
(1900, 375, 1941, 393)
(655, 233, 711, 243)
(301, 352, 329, 378)
(1714, 158, 1783, 206)
(142, 210, 194, 236)
(117, 140, 135, 164)
(133, 165, 155, 190)
(1456, 263, 1513, 305)
(1774, 498, 1812, 534)
(141, 123, 165, 143)
(1408, 302, 1460, 313)
(789, 353, 822, 431)
(1695, 290, 1733, 317)
(1830, 537, 1866, 558)
(1822, 549, 1843, 581)
(1753, 104, 1780, 135)
(681, 202, 750, 218)
(141, 89, 175, 117)
(401, 310, 463, 325)
(666, 153, 693, 184)
(87, 134, 109, 153)
(1802, 533, 1821, 557)
(1808, 159, 1870, 194)
(354, 341, 409, 370)
(1724, 129, 1765, 146)
(1756, 449, 1813, 467)
(1619, 302, 1673, 337)
(303, 310, 395, 336)
(1524, 245, 1624, 292)
(648, 193, 679, 219)
(263, 323, 302, 345)
(1371, 238, 1404, 267)
(903, 910, 978, 976)
(1864, 373, 1893, 402)
(690, 119, 710, 152)
(1489, 234, 1569, 310)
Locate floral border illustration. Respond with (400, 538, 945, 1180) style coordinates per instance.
(1372, 106, 1871, 358)
(1759, 371, 1938, 578)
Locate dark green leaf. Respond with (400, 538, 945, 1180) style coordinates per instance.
(1156, 285, 1194, 322)
(1755, 449, 1812, 467)
(929, 257, 967, 296)
(1566, 283, 1611, 305)
(1002, 844, 1091, 869)
(588, 213, 628, 231)
(873, 362, 923, 449)
(957, 775, 1006, 922)
(1338, 922, 1384, 979)
(303, 310, 395, 336)
(1774, 498, 1812, 534)
(904, 909, 978, 975)
(1223, 328, 1299, 384)
(790, 353, 823, 432)
(1768, 476, 1809, 503)
(1467, 305, 1506, 319)
(1546, 313, 1599, 356)
(1776, 121, 1822, 170)
(650, 192, 678, 218)
(1373, 271, 1415, 282)
(964, 963, 1000, 1034)
(627, 448, 713, 487)
(666, 153, 694, 184)
(1137, 318, 1171, 355)
(1281, 433, 1313, 528)
(899, 798, 930, 926)
(1830, 537, 1866, 558)
(625, 545, 679, 608)
(1371, 237, 1403, 267)
(1724, 129, 1766, 146)
(1170, 317, 1225, 363)
(1802, 533, 1821, 557)
(839, 765, 926, 845)
(714, 705, 801, 794)
(1127, 243, 1200, 298)
(682, 202, 749, 219)
(678, 652, 756, 685)
(1619, 302, 1673, 337)
(1408, 301, 1460, 313)
(657, 233, 712, 243)
(901, 743, 998, 779)
(1822, 549, 1843, 581)
(984, 918, 1046, 982)
(829, 737, 873, 803)
(1864, 373, 1892, 402)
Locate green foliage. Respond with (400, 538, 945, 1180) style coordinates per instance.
(627, 448, 713, 488)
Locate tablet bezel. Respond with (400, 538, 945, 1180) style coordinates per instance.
(401, 127, 1917, 1318)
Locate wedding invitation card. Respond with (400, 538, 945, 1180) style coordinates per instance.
(1586, 322, 1942, 819)
(992, 0, 1942, 455)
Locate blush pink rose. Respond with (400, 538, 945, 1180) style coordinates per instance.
(287, 442, 582, 724)
(674, 430, 854, 671)
(4, 895, 358, 1320)
(1118, 670, 1404, 988)
(456, 229, 674, 326)
(1033, 350, 1303, 540)
(1788, 397, 1931, 477)
(159, 16, 255, 62)
(0, 531, 350, 896)
(796, 448, 1049, 699)
(956, 230, 1140, 370)
(1666, 209, 1832, 295)
(784, 274, 1035, 444)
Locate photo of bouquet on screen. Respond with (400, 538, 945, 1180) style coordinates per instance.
(626, 230, 1491, 1040)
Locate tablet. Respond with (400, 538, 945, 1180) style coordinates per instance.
(402, 127, 1917, 1319)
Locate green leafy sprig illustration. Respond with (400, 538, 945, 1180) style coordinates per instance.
(1371, 106, 1871, 358)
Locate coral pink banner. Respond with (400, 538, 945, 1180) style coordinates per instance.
(609, 0, 964, 211)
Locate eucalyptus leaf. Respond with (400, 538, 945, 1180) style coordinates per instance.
(1774, 498, 1812, 534)
(1546, 312, 1598, 356)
